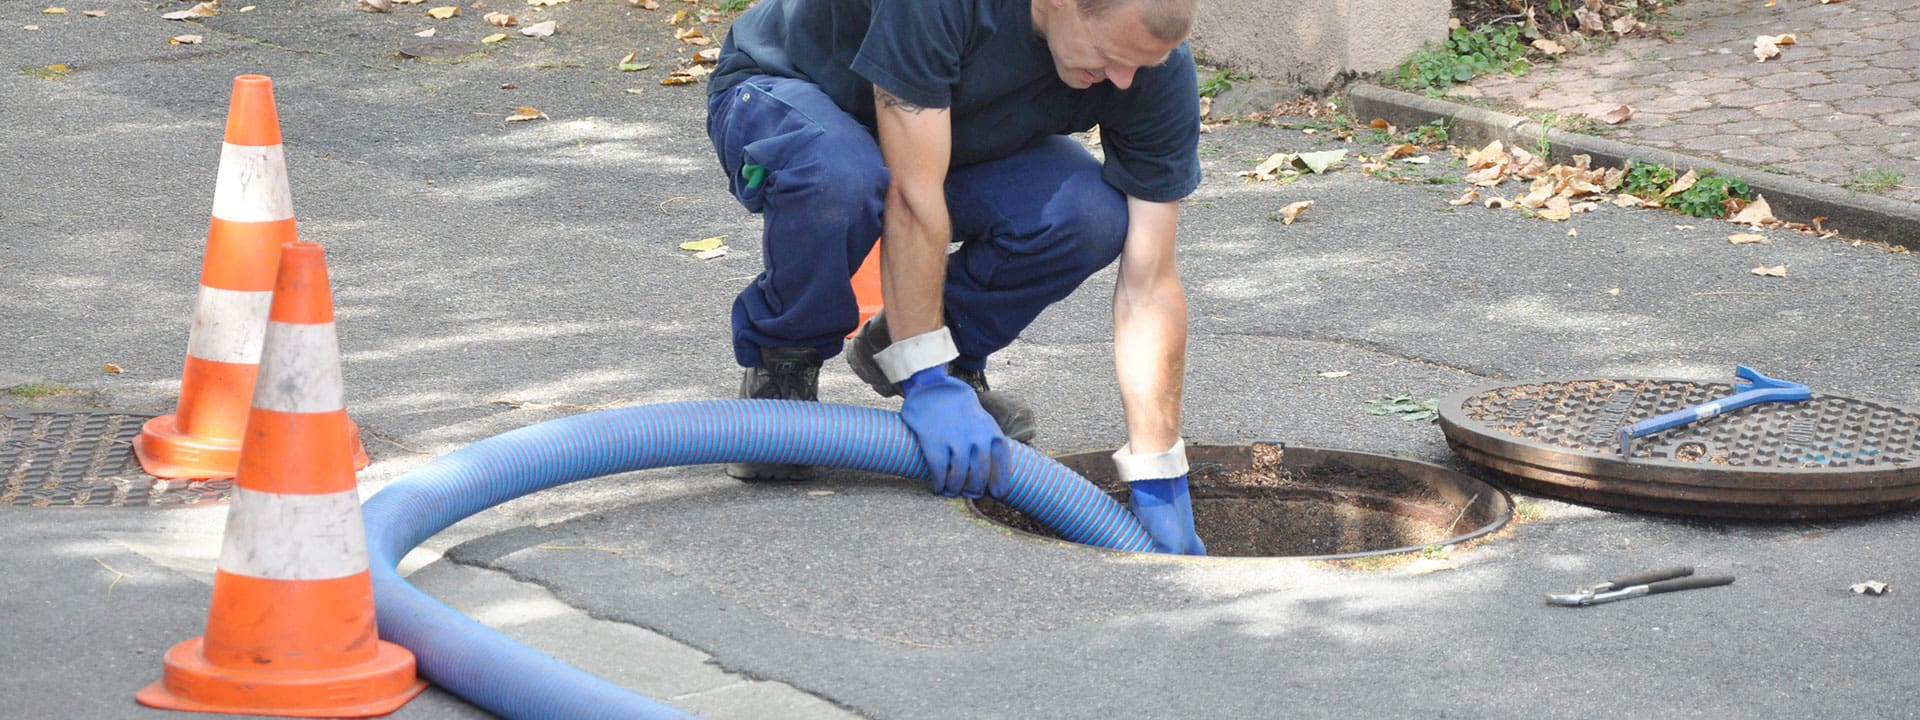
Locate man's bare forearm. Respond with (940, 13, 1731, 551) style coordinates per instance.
(873, 86, 954, 340)
(1112, 197, 1186, 455)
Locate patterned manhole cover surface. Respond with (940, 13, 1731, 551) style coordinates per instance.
(1, 411, 232, 508)
(1439, 379, 1920, 519)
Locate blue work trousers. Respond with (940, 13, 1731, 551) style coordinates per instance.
(706, 76, 1129, 370)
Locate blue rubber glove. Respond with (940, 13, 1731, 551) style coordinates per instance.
(1127, 475, 1206, 555)
(898, 365, 1011, 499)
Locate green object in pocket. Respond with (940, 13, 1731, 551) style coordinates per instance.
(740, 162, 768, 189)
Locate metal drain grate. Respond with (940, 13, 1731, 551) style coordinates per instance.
(1439, 379, 1920, 519)
(1, 411, 233, 508)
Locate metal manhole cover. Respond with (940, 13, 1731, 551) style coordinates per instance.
(1439, 379, 1920, 519)
(1, 411, 233, 508)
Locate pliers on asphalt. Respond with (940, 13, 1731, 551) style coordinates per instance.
(1546, 566, 1735, 607)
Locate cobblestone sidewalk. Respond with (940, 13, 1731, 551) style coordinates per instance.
(1455, 0, 1920, 205)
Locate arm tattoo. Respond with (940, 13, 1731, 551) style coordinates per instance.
(875, 86, 931, 114)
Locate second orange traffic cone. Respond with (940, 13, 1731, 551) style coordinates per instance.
(137, 242, 425, 717)
(847, 240, 883, 339)
(136, 75, 369, 479)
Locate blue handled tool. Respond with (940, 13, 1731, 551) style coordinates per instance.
(1618, 365, 1811, 456)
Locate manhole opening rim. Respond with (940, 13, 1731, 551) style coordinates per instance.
(967, 444, 1514, 561)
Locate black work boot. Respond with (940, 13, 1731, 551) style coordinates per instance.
(846, 313, 1039, 444)
(727, 346, 821, 482)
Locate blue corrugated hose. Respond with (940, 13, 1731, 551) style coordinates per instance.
(362, 399, 1154, 720)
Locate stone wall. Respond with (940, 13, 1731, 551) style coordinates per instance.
(1188, 0, 1450, 93)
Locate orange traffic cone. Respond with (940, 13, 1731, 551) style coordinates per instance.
(137, 242, 425, 717)
(136, 75, 369, 479)
(846, 239, 883, 339)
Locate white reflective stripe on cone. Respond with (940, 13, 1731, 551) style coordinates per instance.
(211, 142, 294, 223)
(186, 286, 274, 365)
(219, 487, 369, 581)
(252, 322, 345, 414)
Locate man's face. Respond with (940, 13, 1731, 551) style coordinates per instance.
(1044, 1, 1182, 91)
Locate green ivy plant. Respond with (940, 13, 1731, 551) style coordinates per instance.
(1620, 159, 1679, 198)
(1392, 24, 1532, 93)
(1669, 170, 1754, 219)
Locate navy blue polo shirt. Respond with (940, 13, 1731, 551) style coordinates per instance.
(710, 0, 1201, 203)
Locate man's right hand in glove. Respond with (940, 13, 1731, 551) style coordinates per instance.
(876, 326, 1010, 499)
(898, 365, 1010, 499)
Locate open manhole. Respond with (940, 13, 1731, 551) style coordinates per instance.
(1, 411, 233, 508)
(971, 444, 1511, 558)
(1439, 379, 1920, 519)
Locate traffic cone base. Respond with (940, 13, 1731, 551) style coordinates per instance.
(136, 636, 426, 718)
(134, 415, 243, 480)
(135, 414, 373, 480)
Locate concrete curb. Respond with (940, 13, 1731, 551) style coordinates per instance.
(1347, 84, 1920, 252)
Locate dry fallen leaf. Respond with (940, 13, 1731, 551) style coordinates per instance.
(1535, 204, 1572, 222)
(43, 7, 69, 14)
(694, 246, 729, 260)
(169, 33, 203, 44)
(1450, 189, 1481, 206)
(103, 362, 124, 374)
(426, 5, 459, 18)
(1531, 38, 1566, 55)
(481, 32, 507, 42)
(484, 10, 515, 25)
(1608, 288, 1621, 296)
(414, 27, 436, 37)
(83, 9, 104, 16)
(1751, 264, 1787, 278)
(1485, 196, 1515, 209)
(675, 26, 709, 44)
(1568, 228, 1579, 237)
(161, 1, 218, 19)
(1754, 34, 1796, 62)
(680, 236, 725, 251)
(23, 25, 40, 30)
(1277, 200, 1314, 225)
(1731, 194, 1776, 226)
(630, 0, 659, 7)
(1728, 233, 1769, 244)
(667, 9, 691, 24)
(660, 64, 711, 85)
(1595, 105, 1633, 125)
(1317, 371, 1352, 379)
(1852, 580, 1890, 595)
(505, 105, 548, 122)
(1381, 143, 1419, 160)
(807, 490, 835, 497)
(527, 0, 571, 5)
(520, 19, 555, 36)
(695, 47, 720, 64)
(1661, 169, 1698, 198)
(358, 0, 392, 11)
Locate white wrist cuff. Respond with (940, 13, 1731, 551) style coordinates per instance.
(1112, 439, 1189, 483)
(874, 326, 959, 383)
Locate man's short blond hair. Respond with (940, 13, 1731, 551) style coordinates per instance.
(1077, 0, 1196, 42)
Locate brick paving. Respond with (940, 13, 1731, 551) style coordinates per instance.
(1454, 0, 1920, 204)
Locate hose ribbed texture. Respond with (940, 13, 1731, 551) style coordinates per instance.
(363, 400, 1153, 720)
